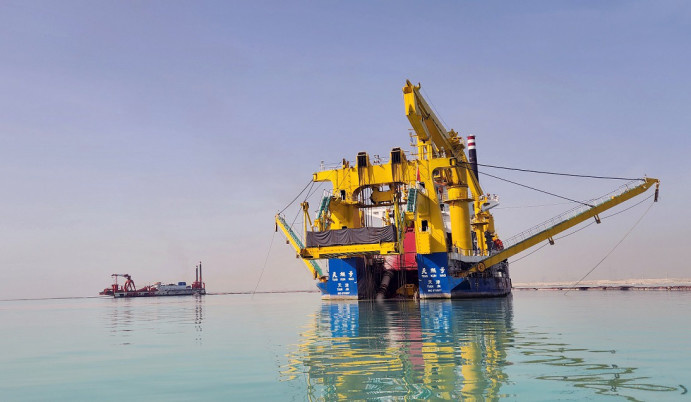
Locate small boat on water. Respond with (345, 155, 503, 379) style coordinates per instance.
(99, 262, 206, 298)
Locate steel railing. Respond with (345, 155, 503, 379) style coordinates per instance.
(502, 180, 643, 248)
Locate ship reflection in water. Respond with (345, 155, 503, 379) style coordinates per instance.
(283, 297, 679, 400)
(105, 295, 205, 346)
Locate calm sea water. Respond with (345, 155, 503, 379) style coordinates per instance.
(1, 291, 688, 401)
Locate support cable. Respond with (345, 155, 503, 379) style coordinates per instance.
(510, 194, 654, 264)
(465, 161, 641, 181)
(278, 179, 314, 215)
(600, 194, 654, 219)
(304, 180, 315, 202)
(495, 202, 573, 210)
(565, 201, 654, 294)
(283, 181, 323, 236)
(479, 170, 594, 207)
(252, 230, 276, 298)
(289, 180, 324, 231)
(290, 205, 302, 229)
(306, 180, 324, 199)
(420, 86, 450, 131)
(511, 243, 550, 263)
(554, 221, 596, 241)
(552, 194, 654, 242)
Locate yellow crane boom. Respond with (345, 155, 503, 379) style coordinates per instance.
(466, 178, 660, 275)
(275, 214, 325, 280)
(403, 80, 484, 198)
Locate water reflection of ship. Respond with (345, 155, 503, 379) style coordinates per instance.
(284, 298, 513, 400)
(106, 295, 205, 345)
(194, 295, 204, 344)
(284, 298, 681, 400)
(107, 298, 135, 344)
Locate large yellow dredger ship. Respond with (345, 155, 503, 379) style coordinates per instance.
(276, 80, 659, 300)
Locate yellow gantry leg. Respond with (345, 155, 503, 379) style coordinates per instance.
(447, 185, 473, 252)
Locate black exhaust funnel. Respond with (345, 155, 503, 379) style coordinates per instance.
(468, 135, 479, 184)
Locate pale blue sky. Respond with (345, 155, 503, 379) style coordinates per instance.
(1, 1, 689, 298)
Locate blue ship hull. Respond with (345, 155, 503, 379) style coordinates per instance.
(317, 253, 511, 300)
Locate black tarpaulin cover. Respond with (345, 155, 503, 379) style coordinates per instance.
(306, 226, 396, 247)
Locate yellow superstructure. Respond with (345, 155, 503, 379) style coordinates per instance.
(279, 80, 504, 261)
(274, 80, 659, 299)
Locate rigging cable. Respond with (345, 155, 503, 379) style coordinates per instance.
(467, 161, 642, 181)
(564, 201, 655, 294)
(280, 172, 327, 258)
(555, 221, 597, 241)
(600, 194, 655, 219)
(306, 181, 323, 199)
(420, 86, 450, 131)
(511, 243, 550, 264)
(510, 194, 655, 264)
(278, 179, 314, 215)
(252, 230, 276, 299)
(290, 205, 302, 229)
(304, 180, 316, 202)
(290, 179, 324, 231)
(479, 170, 595, 208)
(295, 180, 316, 231)
(495, 201, 573, 210)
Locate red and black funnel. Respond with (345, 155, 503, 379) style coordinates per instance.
(468, 135, 479, 184)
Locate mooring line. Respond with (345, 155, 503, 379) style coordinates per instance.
(252, 230, 276, 298)
(565, 201, 655, 294)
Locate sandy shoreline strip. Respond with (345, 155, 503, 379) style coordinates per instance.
(513, 278, 691, 291)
